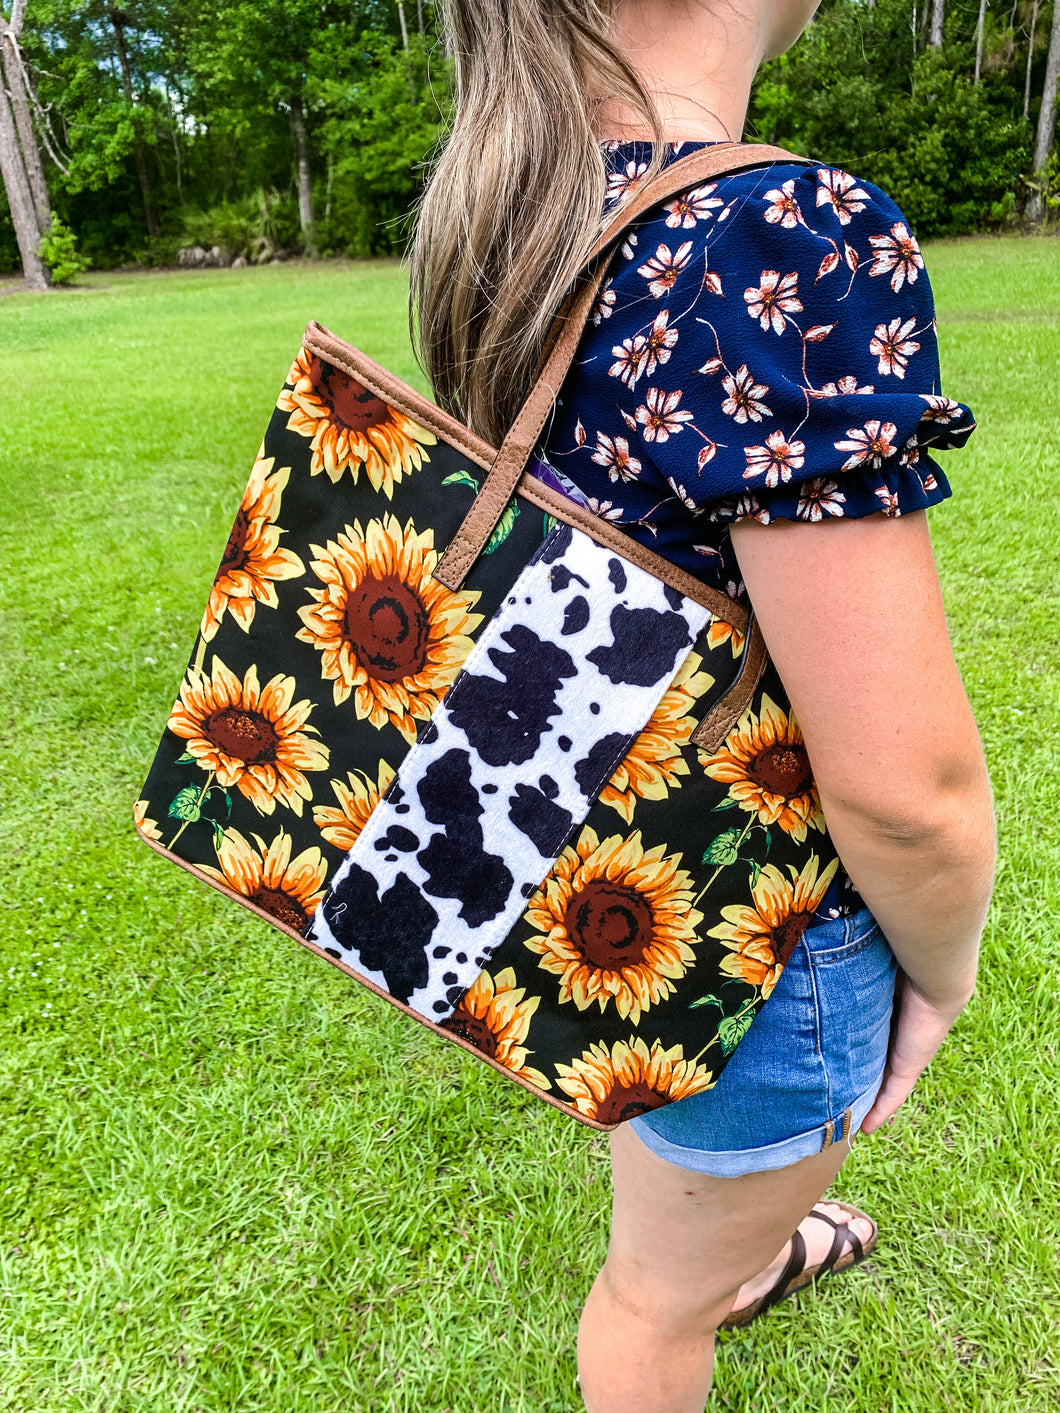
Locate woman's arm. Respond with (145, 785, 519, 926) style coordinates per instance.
(731, 511, 996, 1128)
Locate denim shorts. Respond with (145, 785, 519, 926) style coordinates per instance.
(630, 907, 897, 1177)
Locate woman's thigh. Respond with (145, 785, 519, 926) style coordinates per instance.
(604, 1123, 854, 1329)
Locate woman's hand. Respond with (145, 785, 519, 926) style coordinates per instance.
(859, 971, 972, 1134)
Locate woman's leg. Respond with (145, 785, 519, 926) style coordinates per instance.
(577, 1124, 868, 1413)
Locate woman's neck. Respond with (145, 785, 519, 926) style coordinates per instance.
(594, 0, 763, 144)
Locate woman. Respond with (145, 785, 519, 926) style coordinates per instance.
(412, 3, 996, 1410)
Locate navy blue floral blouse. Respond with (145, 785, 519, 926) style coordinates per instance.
(546, 142, 976, 922)
(546, 141, 976, 594)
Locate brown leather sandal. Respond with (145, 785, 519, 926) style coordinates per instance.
(719, 1201, 878, 1332)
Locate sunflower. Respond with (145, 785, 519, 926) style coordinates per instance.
(699, 694, 824, 841)
(133, 798, 162, 843)
(710, 854, 839, 997)
(200, 452, 305, 642)
(440, 967, 550, 1089)
(198, 827, 327, 932)
(313, 759, 396, 852)
(524, 827, 702, 1024)
(601, 652, 715, 823)
(296, 514, 482, 744)
(278, 348, 436, 496)
(705, 615, 746, 658)
(168, 656, 329, 816)
(555, 1037, 714, 1125)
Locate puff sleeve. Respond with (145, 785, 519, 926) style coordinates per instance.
(559, 162, 975, 533)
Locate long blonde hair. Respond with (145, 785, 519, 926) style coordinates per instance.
(410, 0, 659, 445)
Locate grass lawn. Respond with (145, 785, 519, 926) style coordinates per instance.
(1, 242, 1058, 1412)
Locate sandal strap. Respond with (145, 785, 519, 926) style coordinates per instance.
(806, 1208, 864, 1278)
(759, 1228, 808, 1314)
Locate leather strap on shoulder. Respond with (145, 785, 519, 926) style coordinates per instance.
(433, 142, 809, 590)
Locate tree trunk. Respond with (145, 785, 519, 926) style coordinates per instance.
(929, 0, 945, 47)
(109, 8, 159, 238)
(1024, 0, 1040, 118)
(397, 1, 409, 50)
(417, 0, 424, 33)
(975, 0, 989, 83)
(288, 92, 315, 252)
(0, 25, 50, 230)
(0, 72, 48, 288)
(1027, 0, 1060, 222)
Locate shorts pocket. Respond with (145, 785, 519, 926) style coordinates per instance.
(805, 907, 896, 1111)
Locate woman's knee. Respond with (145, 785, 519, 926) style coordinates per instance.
(595, 1248, 737, 1339)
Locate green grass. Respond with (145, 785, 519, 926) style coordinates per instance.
(1, 246, 1059, 1412)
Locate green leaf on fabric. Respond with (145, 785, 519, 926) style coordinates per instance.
(174, 752, 197, 765)
(689, 994, 724, 1012)
(168, 786, 202, 822)
(719, 1010, 755, 1056)
(711, 796, 740, 812)
(442, 469, 479, 491)
(210, 819, 225, 847)
(543, 513, 558, 536)
(484, 501, 520, 554)
(702, 827, 742, 866)
(749, 860, 762, 888)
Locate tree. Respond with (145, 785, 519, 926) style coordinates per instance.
(1027, 0, 1060, 220)
(107, 6, 159, 237)
(930, 0, 946, 46)
(0, 0, 48, 286)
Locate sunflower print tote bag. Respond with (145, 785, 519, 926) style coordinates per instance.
(136, 144, 842, 1130)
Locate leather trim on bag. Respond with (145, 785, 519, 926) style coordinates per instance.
(133, 820, 620, 1131)
(690, 615, 769, 753)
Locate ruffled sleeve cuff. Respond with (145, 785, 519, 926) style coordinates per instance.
(705, 392, 975, 525)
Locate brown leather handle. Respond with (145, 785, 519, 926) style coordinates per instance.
(432, 143, 808, 591)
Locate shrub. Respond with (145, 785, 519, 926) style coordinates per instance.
(180, 188, 301, 262)
(38, 214, 91, 284)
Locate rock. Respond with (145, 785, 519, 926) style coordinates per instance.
(231, 255, 248, 269)
(178, 245, 207, 268)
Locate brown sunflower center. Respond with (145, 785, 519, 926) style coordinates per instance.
(205, 707, 280, 763)
(441, 1008, 498, 1058)
(747, 743, 813, 798)
(593, 1080, 666, 1126)
(312, 357, 391, 432)
(249, 886, 308, 932)
(565, 879, 654, 970)
(220, 506, 250, 574)
(771, 910, 813, 967)
(344, 573, 430, 682)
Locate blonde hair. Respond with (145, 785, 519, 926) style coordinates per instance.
(410, 0, 659, 445)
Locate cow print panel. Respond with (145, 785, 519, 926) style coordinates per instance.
(310, 525, 711, 1022)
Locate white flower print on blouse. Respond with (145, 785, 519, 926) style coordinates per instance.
(745, 271, 803, 334)
(610, 333, 648, 389)
(870, 317, 921, 378)
(721, 366, 772, 424)
(797, 478, 847, 521)
(643, 310, 679, 378)
(869, 223, 925, 292)
(635, 388, 695, 442)
(743, 431, 806, 487)
(664, 183, 724, 228)
(762, 181, 803, 229)
(835, 420, 899, 471)
(815, 169, 870, 226)
(607, 160, 648, 203)
(638, 242, 694, 297)
(591, 432, 643, 483)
